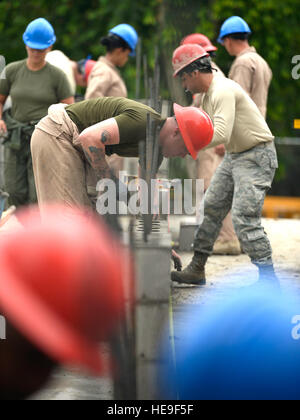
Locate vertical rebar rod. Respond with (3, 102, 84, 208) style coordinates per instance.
(154, 67, 160, 112)
(135, 39, 142, 100)
(139, 141, 146, 181)
(139, 47, 164, 242)
(151, 125, 161, 180)
(143, 55, 148, 101)
(149, 77, 154, 110)
(146, 113, 154, 178)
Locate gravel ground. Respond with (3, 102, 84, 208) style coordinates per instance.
(171, 218, 300, 317)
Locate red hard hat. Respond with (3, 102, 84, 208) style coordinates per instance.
(85, 59, 96, 81)
(181, 33, 218, 53)
(174, 103, 214, 159)
(172, 44, 209, 77)
(0, 205, 126, 375)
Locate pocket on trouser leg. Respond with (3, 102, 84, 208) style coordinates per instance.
(269, 153, 279, 169)
(265, 147, 278, 171)
(245, 229, 266, 242)
(254, 144, 278, 173)
(266, 142, 279, 169)
(240, 228, 272, 262)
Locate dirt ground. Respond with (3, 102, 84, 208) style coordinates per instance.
(172, 218, 300, 308)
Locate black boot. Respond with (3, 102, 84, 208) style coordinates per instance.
(171, 253, 208, 286)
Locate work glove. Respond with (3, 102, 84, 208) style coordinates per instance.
(171, 250, 182, 272)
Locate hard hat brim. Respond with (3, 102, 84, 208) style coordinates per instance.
(174, 103, 198, 160)
(0, 259, 105, 376)
(206, 45, 218, 52)
(23, 34, 56, 50)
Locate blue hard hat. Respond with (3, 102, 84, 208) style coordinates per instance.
(160, 285, 300, 400)
(23, 18, 56, 50)
(109, 24, 138, 57)
(218, 16, 252, 44)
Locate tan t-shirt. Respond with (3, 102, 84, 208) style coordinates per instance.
(229, 47, 272, 119)
(203, 77, 274, 153)
(84, 56, 127, 100)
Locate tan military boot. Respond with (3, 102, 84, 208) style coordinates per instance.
(213, 239, 241, 256)
(171, 253, 207, 285)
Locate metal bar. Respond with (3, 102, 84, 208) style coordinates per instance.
(149, 77, 155, 109)
(151, 125, 161, 180)
(143, 55, 148, 101)
(146, 113, 153, 179)
(139, 141, 146, 180)
(275, 137, 300, 146)
(144, 114, 156, 241)
(135, 39, 142, 100)
(154, 65, 160, 112)
(149, 77, 154, 110)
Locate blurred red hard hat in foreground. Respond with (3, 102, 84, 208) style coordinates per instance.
(0, 205, 126, 375)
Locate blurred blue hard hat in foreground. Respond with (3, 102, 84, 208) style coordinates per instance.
(161, 285, 300, 400)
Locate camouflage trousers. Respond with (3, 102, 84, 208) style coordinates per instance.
(194, 142, 278, 265)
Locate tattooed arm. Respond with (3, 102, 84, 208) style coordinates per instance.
(78, 118, 120, 180)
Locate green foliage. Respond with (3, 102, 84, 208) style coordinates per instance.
(1, 0, 299, 136)
(0, 0, 162, 97)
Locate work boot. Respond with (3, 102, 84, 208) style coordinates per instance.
(171, 252, 207, 286)
(213, 239, 241, 256)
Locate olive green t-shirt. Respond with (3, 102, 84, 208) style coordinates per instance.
(66, 97, 165, 157)
(0, 59, 73, 123)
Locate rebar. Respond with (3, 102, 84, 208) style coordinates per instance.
(143, 55, 148, 100)
(135, 39, 142, 100)
(138, 47, 164, 242)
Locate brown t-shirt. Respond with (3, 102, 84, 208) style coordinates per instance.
(66, 97, 165, 157)
(84, 57, 127, 99)
(229, 47, 272, 119)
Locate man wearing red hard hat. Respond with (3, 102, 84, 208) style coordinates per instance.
(181, 33, 224, 82)
(180, 34, 241, 257)
(0, 205, 126, 400)
(171, 44, 279, 288)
